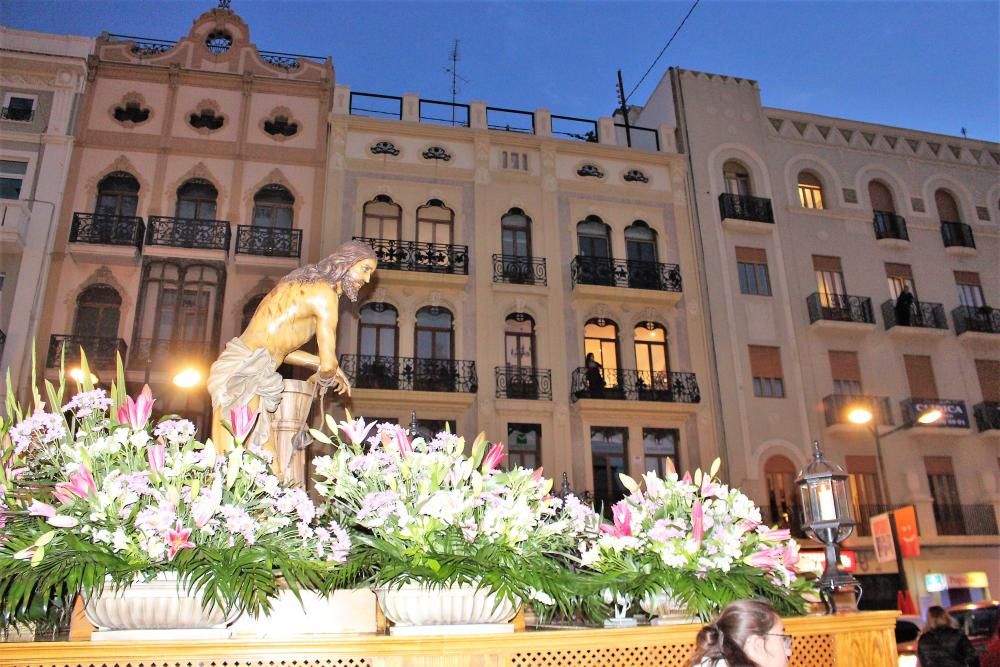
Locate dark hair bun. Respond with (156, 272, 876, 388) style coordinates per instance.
(695, 623, 725, 657)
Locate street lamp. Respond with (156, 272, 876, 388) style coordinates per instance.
(173, 367, 202, 388)
(68, 367, 99, 384)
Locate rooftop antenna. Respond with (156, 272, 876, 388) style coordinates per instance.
(442, 40, 468, 126)
(960, 127, 968, 138)
(218, 0, 231, 8)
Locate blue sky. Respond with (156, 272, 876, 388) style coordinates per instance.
(2, 1, 997, 141)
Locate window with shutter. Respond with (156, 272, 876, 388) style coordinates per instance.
(749, 345, 784, 398)
(903, 355, 938, 399)
(829, 350, 862, 395)
(975, 359, 1000, 402)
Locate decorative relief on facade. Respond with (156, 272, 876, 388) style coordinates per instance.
(842, 188, 858, 204)
(370, 141, 400, 156)
(188, 99, 225, 132)
(976, 206, 990, 221)
(422, 146, 452, 161)
(110, 93, 152, 126)
(623, 169, 649, 184)
(261, 107, 299, 139)
(911, 197, 925, 213)
(577, 164, 604, 179)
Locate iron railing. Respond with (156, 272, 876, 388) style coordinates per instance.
(339, 354, 478, 394)
(953, 305, 1000, 335)
(146, 216, 231, 251)
(235, 225, 302, 258)
(127, 338, 216, 370)
(551, 114, 598, 142)
(806, 292, 875, 325)
(822, 394, 893, 427)
(494, 367, 552, 400)
(47, 334, 128, 370)
(974, 401, 1000, 432)
(873, 211, 908, 241)
(418, 99, 470, 127)
(570, 256, 682, 292)
(491, 254, 547, 286)
(940, 221, 976, 249)
(69, 212, 144, 248)
(880, 299, 948, 330)
(933, 504, 999, 536)
(570, 368, 700, 404)
(486, 106, 534, 134)
(0, 107, 34, 122)
(718, 193, 775, 224)
(354, 237, 469, 275)
(106, 34, 326, 65)
(349, 92, 403, 120)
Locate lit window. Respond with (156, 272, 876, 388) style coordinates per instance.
(797, 171, 825, 209)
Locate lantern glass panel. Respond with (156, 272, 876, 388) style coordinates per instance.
(832, 478, 854, 522)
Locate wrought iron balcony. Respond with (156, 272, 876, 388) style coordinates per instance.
(146, 216, 231, 252)
(880, 299, 947, 330)
(718, 193, 775, 224)
(354, 237, 469, 276)
(127, 338, 217, 370)
(952, 305, 1000, 335)
(806, 293, 875, 325)
(69, 212, 144, 248)
(872, 211, 908, 241)
(570, 256, 682, 292)
(494, 366, 552, 400)
(47, 334, 128, 370)
(933, 503, 999, 536)
(570, 368, 700, 404)
(492, 254, 547, 286)
(940, 221, 975, 249)
(235, 225, 302, 258)
(822, 394, 893, 427)
(974, 402, 1000, 432)
(339, 354, 478, 393)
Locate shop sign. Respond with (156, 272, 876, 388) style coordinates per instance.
(925, 572, 989, 592)
(894, 506, 920, 558)
(871, 512, 896, 563)
(906, 399, 970, 428)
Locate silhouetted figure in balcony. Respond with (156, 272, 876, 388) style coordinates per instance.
(585, 352, 606, 398)
(895, 286, 914, 326)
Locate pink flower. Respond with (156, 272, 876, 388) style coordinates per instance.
(700, 476, 725, 499)
(600, 500, 633, 537)
(167, 522, 194, 560)
(758, 527, 791, 543)
(532, 467, 544, 481)
(481, 443, 505, 473)
(229, 405, 258, 445)
(393, 428, 413, 459)
(28, 500, 56, 518)
(681, 471, 693, 485)
(338, 416, 376, 447)
(54, 465, 97, 503)
(689, 499, 704, 549)
(147, 443, 165, 474)
(745, 546, 783, 570)
(783, 544, 800, 569)
(117, 385, 154, 430)
(664, 457, 676, 476)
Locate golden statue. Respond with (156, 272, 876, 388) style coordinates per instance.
(207, 240, 377, 480)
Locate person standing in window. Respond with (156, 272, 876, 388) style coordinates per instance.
(895, 285, 914, 326)
(585, 352, 605, 397)
(918, 606, 979, 667)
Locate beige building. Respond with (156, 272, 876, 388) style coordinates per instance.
(629, 67, 1000, 610)
(0, 27, 93, 405)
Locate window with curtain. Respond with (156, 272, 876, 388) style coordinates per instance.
(252, 184, 294, 229)
(954, 271, 985, 308)
(634, 323, 668, 391)
(722, 160, 751, 196)
(501, 208, 532, 258)
(362, 195, 402, 240)
(797, 171, 825, 209)
(577, 215, 611, 258)
(813, 255, 846, 309)
(504, 314, 535, 370)
(416, 199, 454, 245)
(584, 319, 619, 387)
(885, 263, 916, 300)
(95, 172, 139, 217)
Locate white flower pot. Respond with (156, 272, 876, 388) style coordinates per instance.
(376, 583, 519, 635)
(230, 588, 377, 637)
(84, 573, 241, 641)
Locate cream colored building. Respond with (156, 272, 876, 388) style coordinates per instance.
(629, 67, 1000, 610)
(0, 27, 93, 405)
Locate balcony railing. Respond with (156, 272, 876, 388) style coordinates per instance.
(940, 221, 976, 249)
(47, 334, 128, 370)
(853, 503, 915, 537)
(491, 254, 547, 286)
(718, 193, 775, 224)
(494, 367, 552, 400)
(952, 305, 1000, 335)
(235, 225, 302, 258)
(806, 292, 875, 325)
(339, 354, 478, 394)
(974, 402, 1000, 432)
(69, 212, 145, 249)
(354, 237, 469, 276)
(880, 299, 948, 330)
(570, 256, 682, 292)
(127, 338, 217, 370)
(146, 216, 231, 252)
(1, 106, 34, 122)
(872, 211, 908, 241)
(933, 504, 999, 536)
(570, 368, 700, 404)
(822, 394, 893, 427)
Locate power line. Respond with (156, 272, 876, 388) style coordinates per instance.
(625, 0, 701, 103)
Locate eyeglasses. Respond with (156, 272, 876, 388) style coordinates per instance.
(764, 633, 793, 649)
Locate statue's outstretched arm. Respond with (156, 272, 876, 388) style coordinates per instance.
(284, 350, 320, 369)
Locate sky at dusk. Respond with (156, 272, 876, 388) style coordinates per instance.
(1, 0, 997, 142)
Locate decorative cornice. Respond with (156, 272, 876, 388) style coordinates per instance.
(371, 141, 400, 156)
(421, 146, 451, 161)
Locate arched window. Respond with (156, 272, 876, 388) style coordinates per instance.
(584, 318, 619, 390)
(625, 221, 661, 289)
(504, 313, 538, 399)
(577, 215, 611, 258)
(634, 322, 668, 396)
(175, 178, 218, 221)
(362, 195, 402, 240)
(241, 294, 266, 332)
(252, 184, 294, 229)
(414, 306, 454, 392)
(722, 160, 751, 196)
(359, 303, 398, 358)
(797, 171, 825, 209)
(501, 208, 532, 258)
(74, 284, 122, 339)
(95, 172, 139, 217)
(416, 199, 454, 245)
(764, 455, 802, 535)
(868, 180, 895, 213)
(934, 188, 961, 222)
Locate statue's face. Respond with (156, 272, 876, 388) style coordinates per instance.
(342, 258, 377, 302)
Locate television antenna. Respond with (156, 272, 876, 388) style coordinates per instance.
(442, 40, 469, 126)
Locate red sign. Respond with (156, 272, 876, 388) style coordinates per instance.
(894, 506, 920, 559)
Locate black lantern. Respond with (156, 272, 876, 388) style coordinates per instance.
(795, 440, 861, 613)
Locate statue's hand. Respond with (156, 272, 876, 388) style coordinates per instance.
(312, 368, 352, 397)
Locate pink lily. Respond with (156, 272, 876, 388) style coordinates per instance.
(689, 499, 704, 549)
(783, 544, 800, 569)
(664, 457, 676, 476)
(54, 465, 97, 502)
(681, 471, 693, 485)
(167, 521, 195, 560)
(600, 501, 633, 537)
(338, 416, 376, 447)
(394, 427, 413, 459)
(481, 442, 506, 473)
(700, 475, 725, 499)
(117, 385, 154, 430)
(229, 405, 258, 445)
(147, 443, 166, 474)
(28, 500, 56, 518)
(745, 546, 783, 570)
(532, 466, 544, 481)
(758, 527, 791, 543)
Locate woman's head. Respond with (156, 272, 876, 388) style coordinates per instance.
(689, 600, 791, 667)
(924, 605, 953, 632)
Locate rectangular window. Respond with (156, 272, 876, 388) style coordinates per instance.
(954, 271, 985, 308)
(975, 359, 1000, 402)
(903, 354, 938, 399)
(846, 455, 885, 536)
(591, 427, 628, 516)
(500, 151, 528, 171)
(735, 247, 772, 296)
(0, 159, 28, 199)
(642, 428, 679, 477)
(884, 263, 916, 300)
(813, 255, 846, 307)
(749, 345, 784, 398)
(925, 456, 964, 535)
(507, 423, 541, 470)
(1, 94, 35, 122)
(828, 350, 862, 395)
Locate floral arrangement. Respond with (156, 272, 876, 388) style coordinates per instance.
(0, 359, 355, 629)
(578, 459, 813, 621)
(310, 413, 595, 613)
